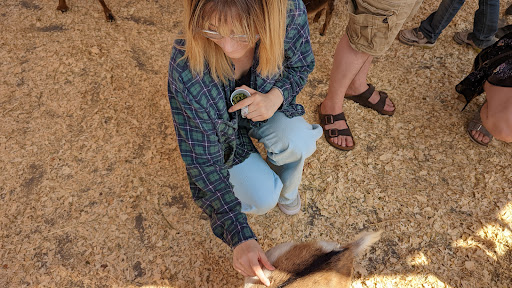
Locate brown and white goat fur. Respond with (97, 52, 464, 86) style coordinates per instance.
(244, 231, 381, 288)
(303, 0, 336, 36)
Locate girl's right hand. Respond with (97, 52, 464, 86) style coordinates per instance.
(233, 239, 275, 286)
(228, 86, 283, 122)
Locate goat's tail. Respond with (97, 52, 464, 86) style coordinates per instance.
(348, 230, 382, 257)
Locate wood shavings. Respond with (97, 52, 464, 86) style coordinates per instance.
(1, 0, 511, 287)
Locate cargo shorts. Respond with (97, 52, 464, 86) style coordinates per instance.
(346, 0, 423, 56)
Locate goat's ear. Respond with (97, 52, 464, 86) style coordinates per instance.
(316, 241, 341, 253)
(350, 231, 382, 257)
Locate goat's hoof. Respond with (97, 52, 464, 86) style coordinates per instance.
(106, 13, 115, 22)
(57, 5, 69, 12)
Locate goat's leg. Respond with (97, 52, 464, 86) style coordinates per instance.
(313, 9, 323, 23)
(57, 0, 69, 12)
(319, 0, 335, 36)
(98, 0, 115, 22)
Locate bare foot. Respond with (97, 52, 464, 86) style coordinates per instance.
(470, 130, 491, 144)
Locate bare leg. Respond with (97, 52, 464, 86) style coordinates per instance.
(320, 35, 369, 148)
(346, 55, 373, 95)
(320, 34, 394, 148)
(472, 82, 512, 143)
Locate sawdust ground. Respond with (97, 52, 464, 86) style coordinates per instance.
(1, 0, 511, 287)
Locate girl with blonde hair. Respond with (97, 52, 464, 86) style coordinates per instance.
(168, 0, 321, 285)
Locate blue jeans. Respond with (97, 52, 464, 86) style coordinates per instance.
(418, 0, 499, 47)
(228, 112, 322, 215)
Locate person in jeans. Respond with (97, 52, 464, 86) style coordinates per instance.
(318, 0, 422, 150)
(399, 0, 500, 51)
(168, 0, 321, 285)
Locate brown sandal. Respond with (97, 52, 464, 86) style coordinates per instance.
(318, 104, 355, 151)
(345, 84, 395, 116)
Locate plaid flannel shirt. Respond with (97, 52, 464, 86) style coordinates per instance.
(167, 0, 314, 248)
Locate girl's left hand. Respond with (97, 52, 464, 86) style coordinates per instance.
(228, 85, 283, 122)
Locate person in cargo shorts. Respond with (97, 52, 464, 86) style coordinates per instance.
(318, 0, 422, 151)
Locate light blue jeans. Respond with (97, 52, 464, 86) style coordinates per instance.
(228, 112, 322, 215)
(419, 0, 499, 47)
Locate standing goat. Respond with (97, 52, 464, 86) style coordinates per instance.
(243, 231, 381, 288)
(56, 0, 332, 32)
(57, 0, 115, 22)
(303, 0, 335, 36)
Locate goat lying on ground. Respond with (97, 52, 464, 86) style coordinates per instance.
(243, 231, 381, 288)
(303, 0, 335, 36)
(57, 0, 115, 22)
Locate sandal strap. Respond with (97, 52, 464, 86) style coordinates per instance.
(319, 111, 346, 125)
(374, 91, 389, 111)
(324, 128, 352, 137)
(467, 103, 494, 145)
(317, 103, 356, 150)
(346, 84, 375, 101)
(468, 120, 493, 139)
(345, 84, 393, 115)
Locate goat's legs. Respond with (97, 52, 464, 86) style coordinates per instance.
(56, 0, 114, 22)
(313, 9, 323, 23)
(57, 0, 69, 12)
(98, 0, 115, 22)
(319, 0, 335, 36)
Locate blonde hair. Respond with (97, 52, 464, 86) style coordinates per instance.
(181, 0, 288, 83)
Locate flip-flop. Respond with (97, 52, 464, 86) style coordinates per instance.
(345, 84, 395, 116)
(317, 104, 355, 151)
(467, 103, 493, 146)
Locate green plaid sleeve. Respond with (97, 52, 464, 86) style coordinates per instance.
(168, 47, 256, 248)
(273, 0, 315, 108)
